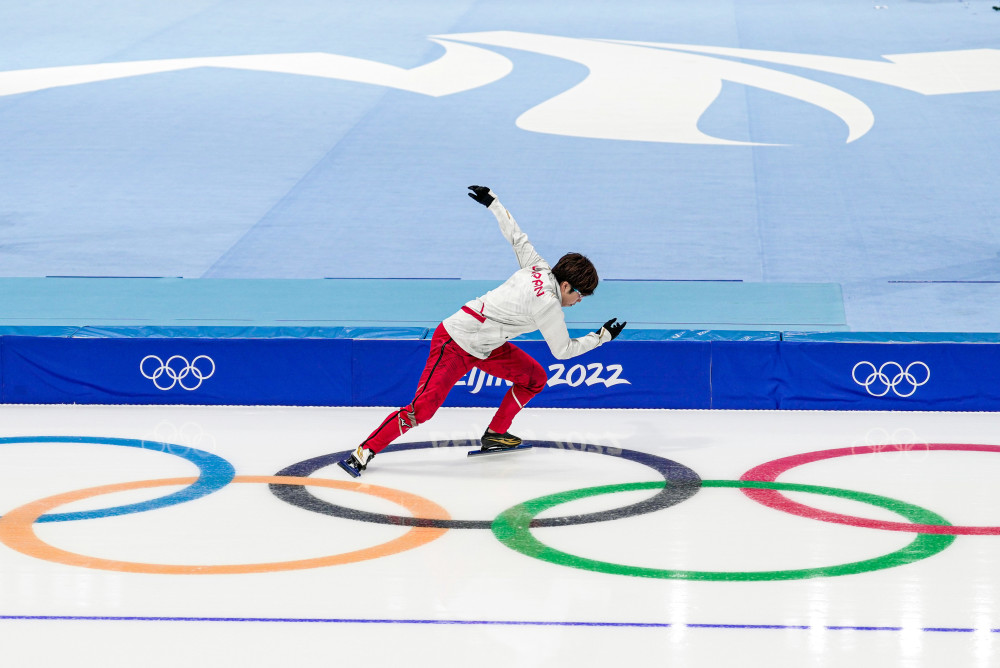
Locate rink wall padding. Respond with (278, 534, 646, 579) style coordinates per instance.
(1, 328, 999, 411)
(0, 278, 847, 332)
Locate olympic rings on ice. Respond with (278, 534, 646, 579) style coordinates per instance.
(3, 436, 1000, 578)
(492, 479, 954, 581)
(0, 476, 449, 574)
(140, 354, 216, 391)
(852, 360, 929, 397)
(0, 436, 234, 523)
(270, 440, 701, 529)
(740, 443, 1000, 535)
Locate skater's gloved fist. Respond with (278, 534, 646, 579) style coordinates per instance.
(598, 317, 626, 342)
(468, 185, 496, 207)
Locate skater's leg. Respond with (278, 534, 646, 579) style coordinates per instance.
(357, 324, 474, 454)
(476, 343, 547, 436)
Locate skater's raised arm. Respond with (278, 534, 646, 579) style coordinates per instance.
(468, 185, 544, 269)
(533, 295, 628, 360)
(533, 298, 600, 360)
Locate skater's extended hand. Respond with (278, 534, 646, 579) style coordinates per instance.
(468, 185, 496, 207)
(598, 317, 626, 342)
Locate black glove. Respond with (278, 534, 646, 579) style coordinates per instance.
(468, 185, 495, 207)
(598, 317, 626, 342)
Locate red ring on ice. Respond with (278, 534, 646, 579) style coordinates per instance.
(740, 444, 1000, 535)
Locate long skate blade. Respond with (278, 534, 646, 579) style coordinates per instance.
(337, 458, 362, 477)
(467, 444, 534, 457)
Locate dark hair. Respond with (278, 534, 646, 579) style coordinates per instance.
(552, 252, 598, 296)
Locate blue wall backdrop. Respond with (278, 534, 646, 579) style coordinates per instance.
(1, 0, 998, 334)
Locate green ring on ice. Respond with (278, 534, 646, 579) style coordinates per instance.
(491, 480, 954, 581)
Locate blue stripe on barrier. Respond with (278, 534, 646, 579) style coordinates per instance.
(0, 325, 778, 342)
(782, 331, 1000, 343)
(69, 325, 429, 340)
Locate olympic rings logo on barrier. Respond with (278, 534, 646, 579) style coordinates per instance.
(852, 360, 930, 397)
(0, 437, 996, 580)
(140, 355, 216, 391)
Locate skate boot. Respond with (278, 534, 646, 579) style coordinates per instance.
(479, 429, 522, 452)
(338, 445, 375, 478)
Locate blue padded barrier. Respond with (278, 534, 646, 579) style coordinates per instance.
(771, 342, 1000, 411)
(709, 341, 783, 410)
(352, 339, 712, 409)
(1, 328, 998, 410)
(710, 340, 1000, 411)
(1, 336, 353, 406)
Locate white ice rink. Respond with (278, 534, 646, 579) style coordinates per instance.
(2, 404, 1000, 667)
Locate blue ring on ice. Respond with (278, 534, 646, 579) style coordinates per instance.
(270, 440, 701, 529)
(0, 436, 235, 523)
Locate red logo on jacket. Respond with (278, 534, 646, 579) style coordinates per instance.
(530, 267, 545, 297)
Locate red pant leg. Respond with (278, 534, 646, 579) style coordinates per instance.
(475, 342, 548, 434)
(358, 324, 474, 453)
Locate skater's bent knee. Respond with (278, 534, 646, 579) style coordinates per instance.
(526, 364, 547, 394)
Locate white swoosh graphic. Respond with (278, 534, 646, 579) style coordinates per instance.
(0, 39, 512, 98)
(608, 40, 1000, 95)
(3, 31, 995, 145)
(438, 31, 874, 144)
